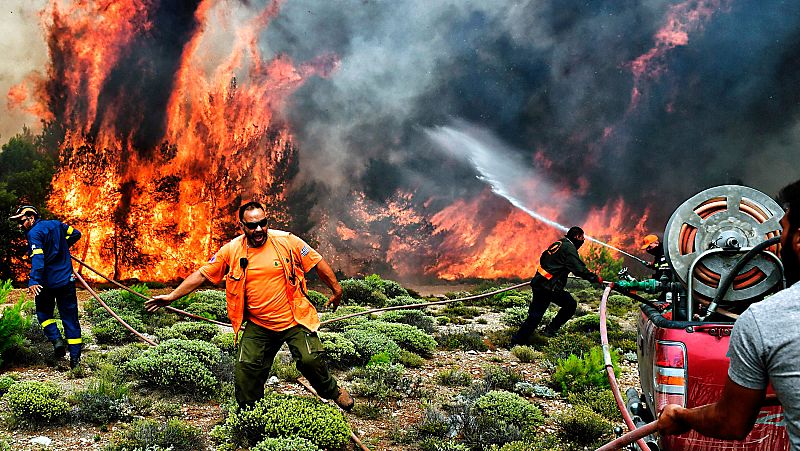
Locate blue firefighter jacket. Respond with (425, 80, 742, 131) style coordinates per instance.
(26, 219, 81, 288)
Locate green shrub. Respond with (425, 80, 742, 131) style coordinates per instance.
(0, 289, 33, 367)
(70, 363, 131, 424)
(0, 375, 16, 394)
(252, 436, 321, 451)
(511, 346, 539, 363)
(441, 304, 481, 319)
(181, 290, 228, 321)
(2, 381, 70, 426)
(567, 388, 623, 421)
(485, 290, 530, 309)
(436, 330, 488, 352)
(555, 404, 614, 447)
(500, 306, 528, 328)
(460, 411, 523, 449)
(212, 331, 239, 355)
(271, 358, 301, 381)
(224, 392, 350, 449)
(319, 332, 360, 369)
(379, 309, 436, 333)
(415, 406, 451, 438)
(552, 346, 619, 394)
(319, 306, 370, 332)
(340, 278, 388, 306)
(155, 321, 219, 342)
(436, 316, 450, 325)
(385, 295, 427, 307)
(343, 328, 401, 365)
(483, 365, 523, 391)
(92, 314, 148, 345)
(305, 290, 329, 309)
(348, 362, 412, 400)
(397, 350, 425, 368)
(350, 321, 436, 357)
(475, 390, 543, 432)
(436, 368, 473, 387)
(105, 343, 149, 367)
(607, 294, 636, 316)
(542, 332, 595, 365)
(564, 313, 620, 334)
(105, 418, 205, 451)
(367, 351, 393, 366)
(125, 339, 221, 397)
(86, 285, 150, 319)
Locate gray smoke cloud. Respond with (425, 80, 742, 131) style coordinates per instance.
(262, 0, 800, 229)
(0, 1, 48, 140)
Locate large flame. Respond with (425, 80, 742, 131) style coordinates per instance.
(34, 0, 335, 280)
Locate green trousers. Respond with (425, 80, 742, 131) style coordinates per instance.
(235, 322, 339, 406)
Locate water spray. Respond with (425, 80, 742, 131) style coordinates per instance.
(427, 123, 651, 268)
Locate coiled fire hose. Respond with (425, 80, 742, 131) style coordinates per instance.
(595, 283, 656, 451)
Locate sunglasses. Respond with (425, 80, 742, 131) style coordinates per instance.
(241, 218, 269, 230)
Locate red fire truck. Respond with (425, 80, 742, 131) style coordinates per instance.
(618, 185, 790, 450)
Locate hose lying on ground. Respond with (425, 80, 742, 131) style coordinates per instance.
(320, 281, 530, 325)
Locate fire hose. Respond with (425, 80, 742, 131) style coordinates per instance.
(595, 283, 655, 451)
(319, 281, 530, 325)
(70, 263, 371, 451)
(72, 256, 231, 327)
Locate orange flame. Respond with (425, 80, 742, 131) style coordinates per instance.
(35, 0, 336, 280)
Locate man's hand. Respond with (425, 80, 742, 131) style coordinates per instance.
(658, 404, 692, 436)
(145, 294, 175, 313)
(324, 291, 343, 312)
(28, 284, 42, 298)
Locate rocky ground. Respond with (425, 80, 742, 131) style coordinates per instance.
(0, 285, 642, 451)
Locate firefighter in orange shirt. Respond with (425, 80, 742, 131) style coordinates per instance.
(145, 201, 353, 410)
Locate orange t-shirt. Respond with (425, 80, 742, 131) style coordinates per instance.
(200, 231, 322, 331)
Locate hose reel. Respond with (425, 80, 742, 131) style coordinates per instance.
(663, 185, 783, 305)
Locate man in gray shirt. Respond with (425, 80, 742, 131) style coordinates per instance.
(658, 178, 800, 449)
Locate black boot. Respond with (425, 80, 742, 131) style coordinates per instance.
(69, 356, 80, 369)
(53, 338, 67, 359)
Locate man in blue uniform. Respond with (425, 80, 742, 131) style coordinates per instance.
(10, 205, 83, 368)
(511, 226, 602, 345)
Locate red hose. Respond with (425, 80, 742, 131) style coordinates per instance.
(72, 268, 156, 346)
(596, 421, 659, 451)
(597, 284, 652, 451)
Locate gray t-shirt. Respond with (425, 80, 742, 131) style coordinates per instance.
(728, 281, 800, 450)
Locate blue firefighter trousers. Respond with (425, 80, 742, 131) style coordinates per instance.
(35, 283, 82, 360)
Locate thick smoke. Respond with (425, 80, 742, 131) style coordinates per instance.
(0, 1, 48, 139)
(264, 0, 800, 229)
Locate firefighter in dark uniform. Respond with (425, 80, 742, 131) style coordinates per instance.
(10, 206, 83, 368)
(511, 226, 602, 345)
(641, 234, 670, 281)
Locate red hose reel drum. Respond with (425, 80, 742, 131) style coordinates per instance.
(663, 185, 784, 303)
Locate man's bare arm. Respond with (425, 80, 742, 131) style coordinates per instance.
(658, 376, 766, 440)
(314, 259, 343, 311)
(144, 270, 209, 312)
